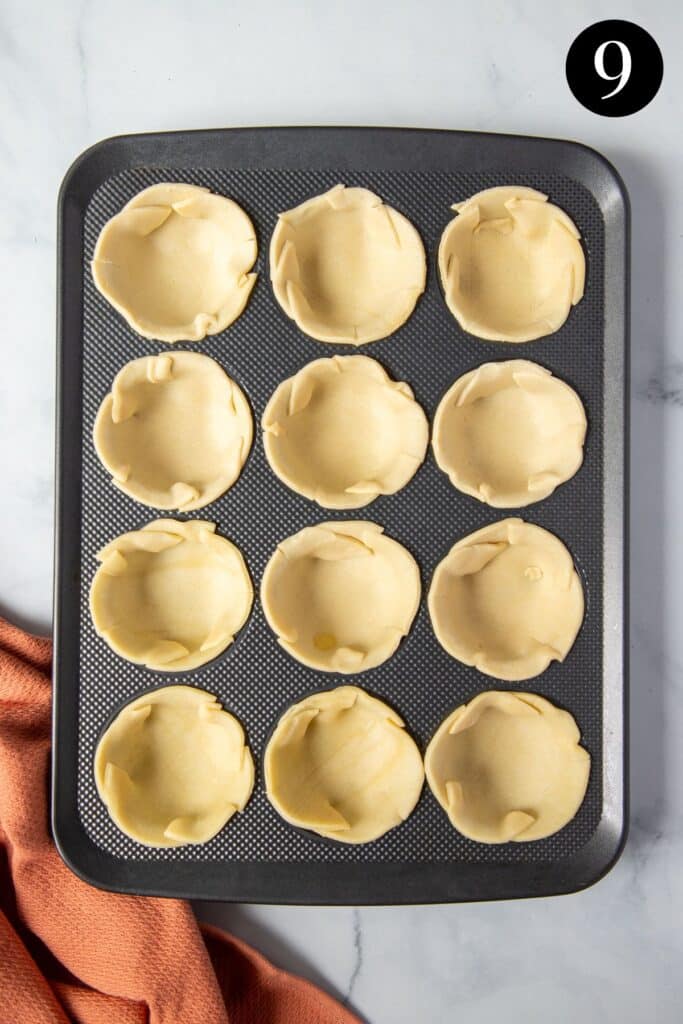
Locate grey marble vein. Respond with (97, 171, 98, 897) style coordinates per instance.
(75, 0, 90, 132)
(344, 908, 364, 1009)
(641, 363, 683, 406)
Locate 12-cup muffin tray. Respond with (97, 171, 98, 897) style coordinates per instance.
(53, 127, 628, 904)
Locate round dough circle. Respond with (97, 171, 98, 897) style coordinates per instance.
(265, 686, 424, 843)
(262, 355, 428, 509)
(428, 518, 584, 681)
(95, 685, 254, 847)
(94, 351, 253, 511)
(261, 521, 421, 673)
(432, 360, 587, 507)
(438, 186, 586, 342)
(91, 182, 257, 342)
(90, 519, 253, 672)
(270, 184, 426, 345)
(425, 690, 590, 842)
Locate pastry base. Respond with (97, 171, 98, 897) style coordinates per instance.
(261, 521, 420, 673)
(425, 690, 590, 842)
(90, 519, 253, 671)
(262, 355, 428, 509)
(95, 685, 254, 847)
(265, 686, 424, 843)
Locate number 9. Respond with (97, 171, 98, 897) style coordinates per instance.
(594, 40, 632, 99)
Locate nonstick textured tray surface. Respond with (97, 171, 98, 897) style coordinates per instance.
(54, 128, 628, 903)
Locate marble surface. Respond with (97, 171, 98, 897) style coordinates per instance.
(1, 0, 681, 1019)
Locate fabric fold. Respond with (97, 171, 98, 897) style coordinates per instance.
(0, 616, 359, 1024)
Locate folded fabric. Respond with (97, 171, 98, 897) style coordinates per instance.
(0, 616, 359, 1024)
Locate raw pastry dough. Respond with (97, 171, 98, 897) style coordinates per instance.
(438, 186, 585, 342)
(94, 351, 253, 511)
(432, 360, 587, 507)
(425, 690, 590, 842)
(265, 686, 424, 843)
(270, 184, 426, 345)
(261, 521, 420, 673)
(262, 355, 428, 509)
(428, 518, 583, 681)
(95, 685, 254, 847)
(92, 182, 257, 342)
(90, 519, 253, 671)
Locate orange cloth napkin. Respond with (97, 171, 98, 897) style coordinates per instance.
(0, 617, 360, 1024)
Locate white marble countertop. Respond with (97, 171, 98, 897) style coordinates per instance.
(2, 1, 681, 1020)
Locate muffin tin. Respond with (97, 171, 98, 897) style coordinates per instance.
(53, 127, 628, 903)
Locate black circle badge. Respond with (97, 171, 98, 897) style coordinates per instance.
(566, 20, 663, 116)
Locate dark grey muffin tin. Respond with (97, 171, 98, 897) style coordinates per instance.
(53, 127, 628, 903)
